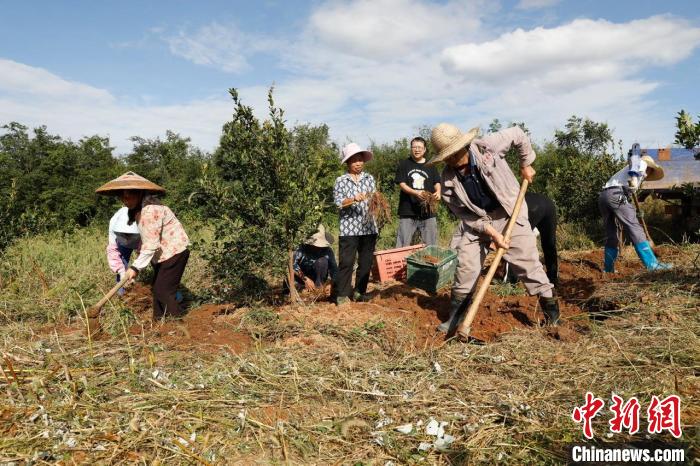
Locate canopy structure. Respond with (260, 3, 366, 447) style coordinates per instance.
(639, 148, 700, 193)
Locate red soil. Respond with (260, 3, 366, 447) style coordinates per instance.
(53, 246, 659, 352)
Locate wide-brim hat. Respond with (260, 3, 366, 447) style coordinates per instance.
(96, 171, 165, 195)
(305, 224, 333, 248)
(641, 155, 664, 181)
(427, 123, 480, 166)
(340, 142, 373, 164)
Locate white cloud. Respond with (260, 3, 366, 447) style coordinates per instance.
(166, 22, 278, 73)
(516, 0, 560, 9)
(0, 59, 113, 103)
(2, 4, 699, 158)
(0, 59, 231, 153)
(308, 0, 484, 60)
(441, 16, 700, 86)
(260, 7, 700, 150)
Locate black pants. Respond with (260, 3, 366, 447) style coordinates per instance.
(335, 234, 377, 298)
(152, 249, 189, 319)
(507, 193, 558, 285)
(526, 192, 558, 285)
(296, 256, 329, 288)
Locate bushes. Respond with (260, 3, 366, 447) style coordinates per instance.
(0, 122, 210, 253)
(124, 131, 208, 215)
(530, 116, 624, 224)
(198, 88, 340, 302)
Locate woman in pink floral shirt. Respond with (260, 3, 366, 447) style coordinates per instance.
(97, 172, 190, 320)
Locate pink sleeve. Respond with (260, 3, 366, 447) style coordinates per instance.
(106, 242, 125, 273)
(481, 127, 536, 167)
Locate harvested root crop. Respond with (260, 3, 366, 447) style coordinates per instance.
(421, 254, 441, 264)
(419, 190, 439, 216)
(367, 191, 392, 229)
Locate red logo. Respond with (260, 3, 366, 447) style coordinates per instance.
(609, 393, 640, 435)
(573, 393, 682, 439)
(647, 395, 682, 438)
(572, 392, 605, 439)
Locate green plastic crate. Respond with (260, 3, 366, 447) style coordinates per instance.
(406, 245, 458, 294)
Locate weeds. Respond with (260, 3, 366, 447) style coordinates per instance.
(0, 227, 698, 464)
(490, 282, 526, 297)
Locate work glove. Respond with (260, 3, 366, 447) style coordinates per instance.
(628, 176, 640, 192)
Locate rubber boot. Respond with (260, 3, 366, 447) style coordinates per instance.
(538, 296, 560, 325)
(633, 241, 672, 271)
(603, 247, 618, 273)
(353, 290, 371, 302)
(437, 292, 471, 334)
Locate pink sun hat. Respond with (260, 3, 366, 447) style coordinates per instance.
(340, 142, 373, 164)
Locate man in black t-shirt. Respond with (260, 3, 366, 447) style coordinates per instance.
(395, 137, 441, 247)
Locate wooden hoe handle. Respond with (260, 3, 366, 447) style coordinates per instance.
(456, 179, 529, 340)
(631, 192, 655, 248)
(86, 274, 131, 318)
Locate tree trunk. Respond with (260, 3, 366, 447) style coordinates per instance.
(288, 248, 301, 303)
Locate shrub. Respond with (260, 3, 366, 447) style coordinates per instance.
(198, 88, 339, 302)
(532, 116, 624, 224)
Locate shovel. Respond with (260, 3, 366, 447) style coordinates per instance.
(456, 179, 529, 341)
(85, 274, 131, 334)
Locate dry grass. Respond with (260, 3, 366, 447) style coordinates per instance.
(1, 246, 698, 464)
(0, 226, 212, 323)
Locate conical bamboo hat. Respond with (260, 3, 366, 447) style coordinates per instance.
(95, 171, 165, 195)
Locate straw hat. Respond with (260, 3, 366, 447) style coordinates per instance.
(641, 154, 664, 181)
(305, 224, 333, 248)
(427, 123, 480, 165)
(95, 171, 165, 195)
(340, 143, 373, 164)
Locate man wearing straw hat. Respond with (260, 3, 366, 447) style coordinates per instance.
(292, 224, 338, 291)
(599, 144, 671, 272)
(428, 124, 559, 333)
(96, 172, 190, 320)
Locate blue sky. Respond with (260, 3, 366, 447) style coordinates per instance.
(1, 0, 699, 154)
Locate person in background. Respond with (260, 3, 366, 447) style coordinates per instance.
(106, 206, 141, 295)
(293, 224, 338, 291)
(503, 192, 559, 286)
(333, 143, 378, 305)
(599, 144, 671, 272)
(395, 136, 441, 247)
(96, 172, 190, 320)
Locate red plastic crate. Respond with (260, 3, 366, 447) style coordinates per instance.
(372, 244, 426, 282)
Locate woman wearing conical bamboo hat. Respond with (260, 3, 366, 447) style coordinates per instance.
(96, 172, 190, 320)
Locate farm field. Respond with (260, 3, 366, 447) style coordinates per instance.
(1, 239, 698, 464)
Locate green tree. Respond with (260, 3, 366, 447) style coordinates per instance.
(554, 115, 614, 156)
(125, 131, 208, 214)
(199, 88, 338, 302)
(0, 123, 122, 251)
(674, 110, 700, 153)
(534, 116, 622, 223)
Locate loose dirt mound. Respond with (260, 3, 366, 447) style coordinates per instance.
(89, 283, 252, 353)
(79, 246, 665, 350)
